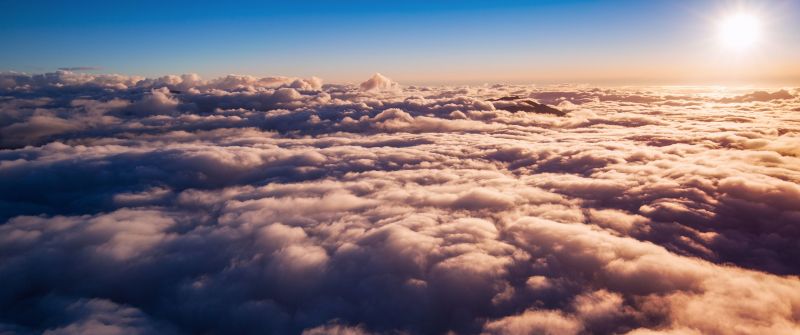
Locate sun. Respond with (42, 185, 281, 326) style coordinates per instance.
(718, 13, 761, 50)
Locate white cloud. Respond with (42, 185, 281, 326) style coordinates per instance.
(0, 72, 799, 334)
(359, 73, 398, 92)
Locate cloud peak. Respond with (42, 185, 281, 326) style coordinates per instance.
(359, 72, 398, 91)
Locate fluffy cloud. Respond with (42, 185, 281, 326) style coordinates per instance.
(718, 89, 795, 102)
(359, 73, 398, 92)
(1, 71, 799, 334)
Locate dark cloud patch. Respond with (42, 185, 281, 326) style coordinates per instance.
(488, 97, 566, 116)
(0, 72, 799, 334)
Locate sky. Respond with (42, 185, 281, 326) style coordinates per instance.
(1, 0, 799, 84)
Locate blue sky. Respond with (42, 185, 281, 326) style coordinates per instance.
(1, 0, 798, 84)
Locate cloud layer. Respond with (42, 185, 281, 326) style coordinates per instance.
(1, 71, 800, 334)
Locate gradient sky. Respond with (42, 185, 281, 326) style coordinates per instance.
(1, 0, 798, 84)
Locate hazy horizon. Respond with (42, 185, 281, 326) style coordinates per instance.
(5, 69, 800, 89)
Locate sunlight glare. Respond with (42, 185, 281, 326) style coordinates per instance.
(718, 13, 761, 50)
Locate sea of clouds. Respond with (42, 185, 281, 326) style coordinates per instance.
(1, 70, 799, 334)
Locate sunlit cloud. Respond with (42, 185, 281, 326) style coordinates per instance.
(0, 71, 799, 334)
